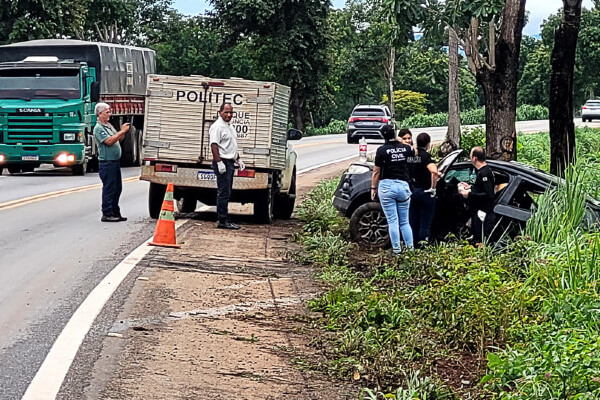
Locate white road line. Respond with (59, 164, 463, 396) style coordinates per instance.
(22, 220, 188, 400)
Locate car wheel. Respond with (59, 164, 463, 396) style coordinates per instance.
(349, 202, 390, 248)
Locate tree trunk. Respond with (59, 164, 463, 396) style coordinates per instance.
(549, 0, 582, 176)
(383, 46, 396, 116)
(475, 0, 525, 161)
(290, 90, 306, 132)
(441, 27, 461, 155)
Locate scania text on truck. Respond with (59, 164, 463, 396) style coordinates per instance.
(140, 74, 301, 223)
(0, 39, 155, 175)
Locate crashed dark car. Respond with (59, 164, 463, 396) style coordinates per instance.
(333, 150, 600, 247)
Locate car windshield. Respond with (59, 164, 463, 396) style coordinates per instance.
(0, 68, 81, 100)
(352, 109, 385, 117)
(584, 101, 600, 106)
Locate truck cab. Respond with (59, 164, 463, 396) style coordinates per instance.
(0, 57, 96, 175)
(0, 39, 156, 176)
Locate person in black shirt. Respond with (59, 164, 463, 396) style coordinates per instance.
(408, 133, 439, 244)
(371, 125, 415, 254)
(458, 146, 496, 242)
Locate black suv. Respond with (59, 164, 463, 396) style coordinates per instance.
(346, 104, 394, 144)
(333, 150, 600, 247)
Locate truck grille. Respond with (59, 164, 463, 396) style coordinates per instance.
(6, 115, 54, 140)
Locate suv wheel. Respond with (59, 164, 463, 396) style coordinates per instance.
(349, 202, 390, 248)
(347, 133, 358, 144)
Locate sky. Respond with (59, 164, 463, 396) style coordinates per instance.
(172, 0, 594, 37)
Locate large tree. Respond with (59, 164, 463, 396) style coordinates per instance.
(0, 0, 87, 43)
(406, 0, 526, 160)
(210, 0, 329, 131)
(80, 0, 172, 44)
(549, 0, 583, 175)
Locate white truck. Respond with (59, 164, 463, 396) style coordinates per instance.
(140, 74, 302, 223)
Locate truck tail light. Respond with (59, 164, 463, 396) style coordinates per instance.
(56, 153, 75, 163)
(155, 163, 177, 173)
(0, 154, 5, 163)
(236, 169, 255, 178)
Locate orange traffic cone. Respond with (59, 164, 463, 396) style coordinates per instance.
(149, 182, 181, 248)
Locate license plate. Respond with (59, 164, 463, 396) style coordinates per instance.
(197, 171, 216, 181)
(22, 155, 39, 161)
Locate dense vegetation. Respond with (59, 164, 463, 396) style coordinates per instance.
(295, 127, 600, 398)
(3, 0, 600, 131)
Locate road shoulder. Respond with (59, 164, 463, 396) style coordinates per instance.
(87, 162, 355, 399)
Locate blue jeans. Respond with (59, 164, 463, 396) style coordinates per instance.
(212, 159, 235, 223)
(378, 179, 413, 253)
(410, 188, 437, 244)
(98, 160, 122, 216)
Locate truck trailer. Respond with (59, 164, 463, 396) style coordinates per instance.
(140, 74, 301, 223)
(0, 39, 156, 175)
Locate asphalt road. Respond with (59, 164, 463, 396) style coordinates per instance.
(0, 168, 155, 399)
(0, 117, 593, 398)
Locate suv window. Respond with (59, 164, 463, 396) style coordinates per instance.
(352, 109, 385, 117)
(584, 101, 600, 106)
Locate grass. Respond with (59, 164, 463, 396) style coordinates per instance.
(294, 127, 600, 398)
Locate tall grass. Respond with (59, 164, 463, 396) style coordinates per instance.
(524, 164, 588, 244)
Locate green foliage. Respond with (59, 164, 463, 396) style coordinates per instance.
(0, 0, 88, 43)
(211, 0, 330, 130)
(461, 126, 486, 151)
(361, 371, 457, 399)
(517, 42, 551, 107)
(400, 105, 547, 129)
(515, 104, 549, 121)
(296, 178, 346, 236)
(383, 90, 427, 122)
(305, 120, 347, 136)
(393, 44, 479, 114)
(482, 326, 600, 399)
(525, 164, 588, 244)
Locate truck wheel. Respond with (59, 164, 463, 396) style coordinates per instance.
(274, 170, 296, 219)
(136, 129, 144, 166)
(149, 182, 167, 219)
(88, 155, 99, 173)
(121, 124, 137, 167)
(254, 186, 274, 223)
(176, 195, 197, 213)
(349, 202, 390, 248)
(0, 167, 3, 175)
(72, 159, 87, 176)
(8, 165, 21, 174)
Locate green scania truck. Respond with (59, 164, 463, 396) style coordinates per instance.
(0, 39, 155, 175)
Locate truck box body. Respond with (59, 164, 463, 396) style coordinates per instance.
(143, 74, 290, 170)
(140, 74, 299, 222)
(0, 39, 155, 96)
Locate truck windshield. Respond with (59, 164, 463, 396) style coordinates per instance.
(0, 68, 81, 100)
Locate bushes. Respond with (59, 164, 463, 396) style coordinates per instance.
(400, 104, 548, 129)
(305, 119, 346, 136)
(383, 90, 427, 122)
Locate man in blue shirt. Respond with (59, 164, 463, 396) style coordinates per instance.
(93, 102, 130, 222)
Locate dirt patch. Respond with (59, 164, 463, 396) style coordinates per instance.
(92, 161, 357, 399)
